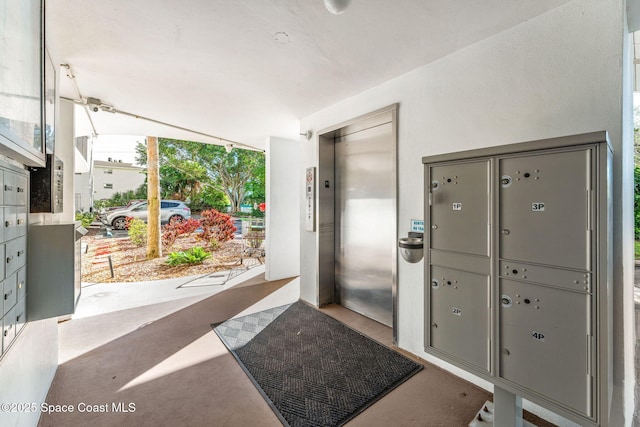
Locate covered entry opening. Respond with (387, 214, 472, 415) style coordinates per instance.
(317, 105, 398, 341)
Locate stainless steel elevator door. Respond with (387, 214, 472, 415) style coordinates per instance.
(335, 121, 394, 327)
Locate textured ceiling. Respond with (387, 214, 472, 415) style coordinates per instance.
(47, 0, 571, 149)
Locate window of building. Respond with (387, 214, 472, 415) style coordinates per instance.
(104, 169, 113, 174)
(104, 183, 113, 189)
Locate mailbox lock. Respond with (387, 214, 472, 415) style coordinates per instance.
(501, 295, 512, 308)
(432, 225, 438, 229)
(512, 269, 518, 275)
(502, 348, 510, 356)
(502, 229, 510, 235)
(524, 298, 531, 304)
(524, 172, 531, 178)
(431, 279, 439, 289)
(432, 323, 438, 328)
(501, 175, 512, 187)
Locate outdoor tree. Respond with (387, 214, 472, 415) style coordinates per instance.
(136, 138, 265, 213)
(146, 136, 161, 259)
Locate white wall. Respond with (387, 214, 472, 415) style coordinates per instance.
(0, 319, 58, 427)
(74, 171, 92, 212)
(0, 66, 81, 427)
(265, 137, 301, 280)
(300, 0, 632, 425)
(92, 164, 145, 201)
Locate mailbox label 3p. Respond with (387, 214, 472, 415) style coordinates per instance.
(532, 202, 545, 212)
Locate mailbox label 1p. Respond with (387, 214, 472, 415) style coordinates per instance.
(452, 203, 462, 211)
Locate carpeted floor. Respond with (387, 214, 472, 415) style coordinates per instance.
(214, 301, 422, 427)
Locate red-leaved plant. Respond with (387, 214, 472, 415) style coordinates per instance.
(162, 218, 202, 250)
(124, 216, 135, 230)
(199, 209, 236, 248)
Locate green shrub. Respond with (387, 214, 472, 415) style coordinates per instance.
(75, 211, 96, 228)
(635, 167, 640, 240)
(166, 247, 211, 266)
(127, 218, 147, 246)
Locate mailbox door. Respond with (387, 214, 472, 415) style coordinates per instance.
(499, 149, 590, 270)
(430, 266, 489, 371)
(3, 171, 15, 206)
(429, 160, 490, 256)
(1, 306, 15, 354)
(499, 278, 590, 415)
(4, 207, 16, 242)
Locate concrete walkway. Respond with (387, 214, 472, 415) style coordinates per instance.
(76, 265, 266, 319)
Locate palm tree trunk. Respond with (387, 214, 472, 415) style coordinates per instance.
(147, 136, 162, 259)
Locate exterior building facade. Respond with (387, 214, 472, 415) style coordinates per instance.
(92, 159, 145, 202)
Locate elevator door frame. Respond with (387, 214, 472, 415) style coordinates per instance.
(316, 104, 398, 343)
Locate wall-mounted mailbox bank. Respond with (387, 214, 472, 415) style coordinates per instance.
(423, 132, 611, 427)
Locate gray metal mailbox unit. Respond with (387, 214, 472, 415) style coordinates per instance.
(0, 164, 29, 358)
(422, 132, 612, 427)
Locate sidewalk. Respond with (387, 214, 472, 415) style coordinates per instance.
(76, 264, 266, 319)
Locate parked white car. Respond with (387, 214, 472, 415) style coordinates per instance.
(103, 200, 191, 230)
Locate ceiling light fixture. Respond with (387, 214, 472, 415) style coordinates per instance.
(273, 31, 290, 43)
(324, 0, 351, 15)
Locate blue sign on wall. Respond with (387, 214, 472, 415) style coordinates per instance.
(410, 219, 424, 232)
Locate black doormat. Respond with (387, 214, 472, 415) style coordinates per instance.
(213, 301, 422, 427)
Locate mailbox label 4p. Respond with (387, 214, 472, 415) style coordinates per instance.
(531, 331, 545, 341)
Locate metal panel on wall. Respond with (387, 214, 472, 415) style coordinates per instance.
(429, 160, 490, 257)
(500, 278, 591, 415)
(430, 266, 490, 371)
(499, 149, 590, 270)
(335, 120, 394, 327)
